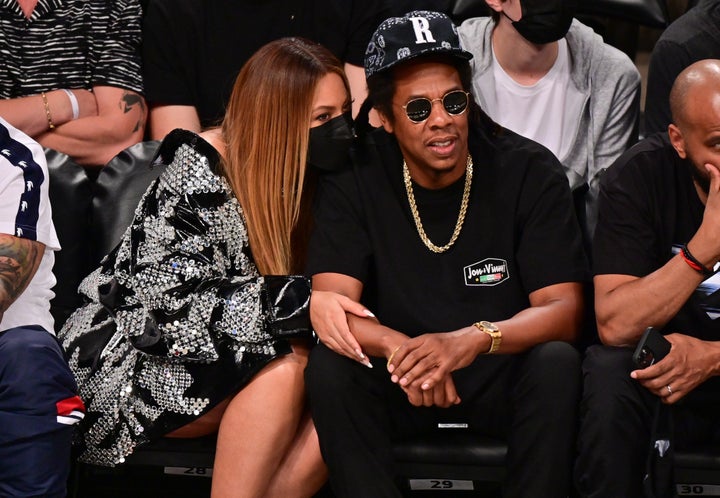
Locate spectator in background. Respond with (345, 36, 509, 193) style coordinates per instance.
(0, 0, 147, 170)
(644, 0, 720, 136)
(458, 0, 640, 243)
(576, 59, 720, 498)
(0, 117, 85, 497)
(142, 0, 389, 139)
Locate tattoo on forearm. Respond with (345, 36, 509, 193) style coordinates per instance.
(120, 90, 147, 133)
(0, 237, 40, 313)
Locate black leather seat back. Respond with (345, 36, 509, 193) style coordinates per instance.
(450, 0, 490, 22)
(91, 140, 162, 265)
(449, 0, 668, 27)
(46, 148, 93, 330)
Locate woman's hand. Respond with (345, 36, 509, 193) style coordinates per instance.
(310, 290, 375, 367)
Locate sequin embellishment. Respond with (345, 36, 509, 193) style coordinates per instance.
(59, 132, 284, 466)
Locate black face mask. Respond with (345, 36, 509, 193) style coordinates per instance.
(307, 112, 354, 172)
(503, 0, 576, 45)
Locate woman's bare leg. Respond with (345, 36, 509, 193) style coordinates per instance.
(210, 348, 311, 498)
(264, 412, 327, 497)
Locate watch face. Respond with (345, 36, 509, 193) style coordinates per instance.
(480, 320, 499, 332)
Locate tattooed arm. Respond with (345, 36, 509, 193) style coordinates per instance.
(0, 233, 44, 323)
(34, 86, 147, 168)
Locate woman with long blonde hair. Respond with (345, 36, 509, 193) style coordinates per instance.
(59, 37, 368, 497)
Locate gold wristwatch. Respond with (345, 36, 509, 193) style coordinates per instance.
(473, 320, 502, 354)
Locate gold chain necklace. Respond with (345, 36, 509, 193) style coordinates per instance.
(403, 155, 473, 253)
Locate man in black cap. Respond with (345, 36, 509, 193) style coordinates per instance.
(305, 10, 588, 497)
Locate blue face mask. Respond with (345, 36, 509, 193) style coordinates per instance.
(504, 0, 576, 45)
(307, 112, 354, 172)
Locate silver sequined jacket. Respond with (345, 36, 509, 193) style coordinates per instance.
(59, 129, 308, 465)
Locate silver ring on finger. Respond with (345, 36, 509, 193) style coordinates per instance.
(666, 384, 673, 395)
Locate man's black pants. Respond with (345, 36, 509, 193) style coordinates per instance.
(306, 341, 581, 498)
(575, 345, 720, 498)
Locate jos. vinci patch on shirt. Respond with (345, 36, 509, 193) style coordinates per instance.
(464, 258, 510, 286)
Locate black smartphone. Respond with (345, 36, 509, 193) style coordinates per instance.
(632, 327, 671, 369)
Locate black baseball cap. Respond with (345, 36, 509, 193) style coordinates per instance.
(364, 10, 473, 79)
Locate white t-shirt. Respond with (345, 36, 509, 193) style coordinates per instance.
(491, 39, 580, 161)
(0, 117, 59, 334)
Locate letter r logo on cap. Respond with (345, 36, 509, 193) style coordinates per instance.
(409, 16, 436, 44)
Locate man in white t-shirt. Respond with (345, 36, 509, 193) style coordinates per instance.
(458, 0, 641, 243)
(0, 117, 84, 497)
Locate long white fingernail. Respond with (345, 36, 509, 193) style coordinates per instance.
(363, 309, 376, 318)
(356, 349, 366, 359)
(365, 362, 373, 369)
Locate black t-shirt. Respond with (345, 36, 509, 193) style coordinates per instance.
(142, 0, 390, 128)
(644, 0, 720, 135)
(307, 119, 588, 336)
(593, 132, 720, 339)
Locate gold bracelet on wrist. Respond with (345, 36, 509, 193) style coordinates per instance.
(387, 346, 401, 369)
(41, 92, 55, 130)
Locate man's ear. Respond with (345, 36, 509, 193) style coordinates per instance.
(377, 109, 394, 134)
(668, 124, 687, 159)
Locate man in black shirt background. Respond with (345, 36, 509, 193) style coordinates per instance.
(576, 59, 720, 497)
(644, 0, 720, 136)
(305, 11, 588, 497)
(142, 0, 388, 139)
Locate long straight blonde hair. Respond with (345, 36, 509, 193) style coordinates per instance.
(221, 38, 350, 275)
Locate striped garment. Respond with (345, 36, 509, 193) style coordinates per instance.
(56, 395, 85, 425)
(0, 0, 143, 98)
